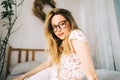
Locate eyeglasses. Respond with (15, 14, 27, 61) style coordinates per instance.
(52, 20, 68, 32)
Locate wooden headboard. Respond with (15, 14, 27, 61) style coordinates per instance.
(6, 46, 45, 76)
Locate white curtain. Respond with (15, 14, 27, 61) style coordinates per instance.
(79, 0, 120, 71)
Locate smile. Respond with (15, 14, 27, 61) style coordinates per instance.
(58, 33, 64, 37)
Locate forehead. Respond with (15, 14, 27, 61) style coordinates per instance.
(51, 14, 66, 25)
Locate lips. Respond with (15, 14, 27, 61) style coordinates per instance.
(57, 33, 64, 37)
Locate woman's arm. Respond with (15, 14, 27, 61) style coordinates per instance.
(13, 60, 52, 80)
(71, 39, 98, 80)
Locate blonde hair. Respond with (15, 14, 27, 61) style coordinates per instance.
(44, 8, 79, 64)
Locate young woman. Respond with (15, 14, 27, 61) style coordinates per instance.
(13, 8, 98, 80)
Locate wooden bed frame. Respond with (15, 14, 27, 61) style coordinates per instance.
(6, 46, 45, 76)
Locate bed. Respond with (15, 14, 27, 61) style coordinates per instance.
(6, 46, 120, 80)
(6, 46, 49, 80)
(25, 68, 120, 80)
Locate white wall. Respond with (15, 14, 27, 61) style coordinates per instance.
(9, 0, 46, 49)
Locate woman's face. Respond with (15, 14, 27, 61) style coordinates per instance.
(51, 14, 71, 40)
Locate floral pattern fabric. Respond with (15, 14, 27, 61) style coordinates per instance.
(59, 30, 88, 80)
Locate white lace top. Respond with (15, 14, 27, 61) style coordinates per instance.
(50, 30, 88, 80)
(59, 29, 88, 80)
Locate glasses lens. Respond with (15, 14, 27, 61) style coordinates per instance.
(52, 20, 67, 32)
(59, 21, 66, 29)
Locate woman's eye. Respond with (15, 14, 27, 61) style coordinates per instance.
(60, 22, 65, 26)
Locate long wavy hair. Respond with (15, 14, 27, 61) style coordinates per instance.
(44, 8, 79, 64)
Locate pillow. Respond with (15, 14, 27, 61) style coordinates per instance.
(9, 61, 40, 75)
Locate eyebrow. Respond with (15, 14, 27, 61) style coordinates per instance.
(52, 20, 67, 26)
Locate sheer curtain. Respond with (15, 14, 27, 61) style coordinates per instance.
(79, 0, 120, 71)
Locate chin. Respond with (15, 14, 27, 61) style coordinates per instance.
(59, 36, 65, 40)
(57, 34, 65, 40)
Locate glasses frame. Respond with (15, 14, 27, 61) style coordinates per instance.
(52, 20, 68, 32)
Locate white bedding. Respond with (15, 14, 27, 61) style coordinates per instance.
(25, 67, 52, 80)
(6, 67, 51, 80)
(6, 66, 120, 80)
(25, 68, 120, 80)
(95, 69, 120, 80)
(6, 61, 41, 80)
(82, 69, 120, 80)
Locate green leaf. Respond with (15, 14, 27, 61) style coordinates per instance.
(1, 1, 8, 10)
(8, 0, 16, 9)
(1, 0, 16, 10)
(1, 10, 14, 19)
(1, 11, 8, 19)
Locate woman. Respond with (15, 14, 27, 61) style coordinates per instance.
(13, 8, 98, 80)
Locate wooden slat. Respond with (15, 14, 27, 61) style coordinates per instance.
(32, 51, 35, 61)
(18, 50, 21, 63)
(26, 50, 29, 61)
(11, 48, 44, 51)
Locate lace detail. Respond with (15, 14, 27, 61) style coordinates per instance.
(58, 30, 87, 80)
(69, 29, 88, 42)
(59, 53, 85, 80)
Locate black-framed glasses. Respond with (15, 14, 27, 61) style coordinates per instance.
(52, 20, 68, 32)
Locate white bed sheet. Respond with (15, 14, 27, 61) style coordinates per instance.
(25, 67, 53, 80)
(96, 69, 120, 80)
(6, 68, 51, 80)
(82, 69, 120, 80)
(7, 68, 120, 80)
(6, 66, 56, 80)
(25, 68, 120, 80)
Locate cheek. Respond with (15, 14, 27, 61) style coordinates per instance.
(65, 25, 71, 33)
(63, 29, 70, 37)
